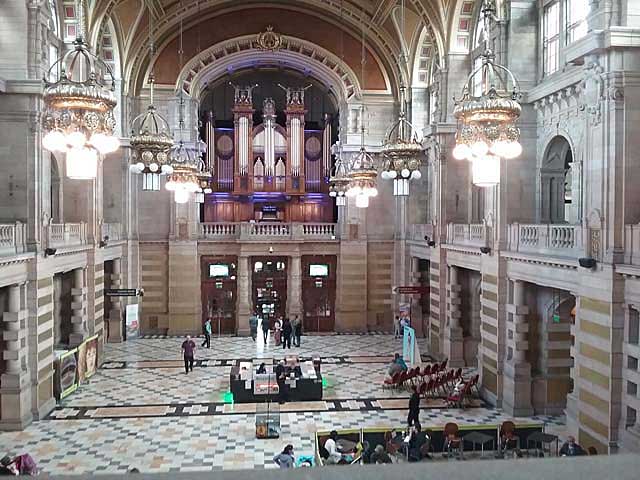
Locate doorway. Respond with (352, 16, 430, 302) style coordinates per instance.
(302, 255, 336, 332)
(201, 256, 238, 334)
(252, 257, 288, 325)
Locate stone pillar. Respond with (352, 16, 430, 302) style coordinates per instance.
(445, 265, 465, 367)
(236, 255, 252, 335)
(1, 284, 33, 430)
(503, 279, 533, 415)
(107, 258, 123, 343)
(69, 267, 87, 346)
(288, 255, 302, 320)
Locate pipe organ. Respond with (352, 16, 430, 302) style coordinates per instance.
(202, 85, 335, 224)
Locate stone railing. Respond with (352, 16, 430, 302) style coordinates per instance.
(200, 222, 338, 242)
(46, 222, 88, 248)
(507, 223, 583, 258)
(101, 222, 122, 242)
(409, 223, 434, 242)
(0, 222, 26, 256)
(446, 223, 489, 247)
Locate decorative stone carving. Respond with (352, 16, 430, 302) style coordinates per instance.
(254, 25, 282, 52)
(580, 60, 604, 126)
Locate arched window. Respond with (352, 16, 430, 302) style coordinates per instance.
(46, 0, 62, 82)
(541, 136, 574, 223)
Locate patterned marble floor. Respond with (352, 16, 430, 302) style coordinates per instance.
(0, 334, 566, 475)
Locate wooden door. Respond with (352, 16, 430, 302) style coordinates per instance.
(201, 256, 237, 334)
(302, 255, 336, 332)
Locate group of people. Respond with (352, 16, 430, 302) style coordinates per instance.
(0, 454, 38, 476)
(393, 315, 411, 339)
(251, 314, 303, 349)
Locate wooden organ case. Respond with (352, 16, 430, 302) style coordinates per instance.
(203, 85, 334, 223)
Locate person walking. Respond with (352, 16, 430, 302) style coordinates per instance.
(181, 335, 196, 374)
(261, 315, 270, 343)
(273, 444, 295, 469)
(274, 317, 282, 346)
(282, 318, 292, 349)
(201, 318, 212, 349)
(249, 311, 259, 342)
(407, 385, 421, 431)
(292, 315, 302, 347)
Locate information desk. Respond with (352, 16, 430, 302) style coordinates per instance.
(230, 358, 322, 403)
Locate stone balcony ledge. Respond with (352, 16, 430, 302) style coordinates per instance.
(199, 222, 338, 242)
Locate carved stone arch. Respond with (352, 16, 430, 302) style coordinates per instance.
(542, 291, 576, 321)
(171, 36, 365, 104)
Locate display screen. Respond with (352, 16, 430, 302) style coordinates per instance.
(209, 264, 230, 277)
(309, 264, 329, 277)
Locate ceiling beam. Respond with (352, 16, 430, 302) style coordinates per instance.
(371, 0, 397, 25)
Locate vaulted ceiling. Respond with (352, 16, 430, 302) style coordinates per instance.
(84, 0, 476, 95)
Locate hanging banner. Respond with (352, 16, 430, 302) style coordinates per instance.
(126, 304, 140, 339)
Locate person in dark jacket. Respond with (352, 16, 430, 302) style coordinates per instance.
(261, 316, 270, 343)
(559, 436, 587, 456)
(408, 424, 431, 461)
(407, 385, 421, 431)
(369, 445, 392, 464)
(282, 318, 292, 349)
(292, 315, 302, 347)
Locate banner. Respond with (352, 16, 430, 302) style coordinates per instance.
(403, 326, 421, 366)
(77, 335, 99, 383)
(55, 348, 78, 400)
(126, 304, 140, 339)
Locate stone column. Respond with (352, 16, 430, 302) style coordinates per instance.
(445, 265, 465, 367)
(503, 279, 533, 415)
(0, 284, 33, 430)
(236, 255, 252, 335)
(107, 258, 123, 343)
(288, 255, 303, 319)
(69, 267, 87, 346)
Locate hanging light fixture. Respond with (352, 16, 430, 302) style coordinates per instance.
(42, 3, 118, 180)
(327, 0, 351, 208)
(345, 3, 378, 209)
(129, 5, 174, 191)
(329, 142, 350, 206)
(380, 0, 423, 196)
(452, 0, 522, 187)
(166, 6, 205, 204)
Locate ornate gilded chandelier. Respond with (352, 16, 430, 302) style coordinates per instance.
(346, 110, 379, 209)
(328, 142, 350, 206)
(380, 87, 423, 196)
(43, 23, 119, 179)
(165, 7, 205, 204)
(452, 0, 522, 187)
(129, 6, 174, 191)
(380, 0, 423, 196)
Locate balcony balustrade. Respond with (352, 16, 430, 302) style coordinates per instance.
(45, 222, 88, 248)
(507, 223, 583, 258)
(0, 222, 26, 256)
(199, 222, 337, 242)
(101, 222, 122, 242)
(446, 223, 489, 247)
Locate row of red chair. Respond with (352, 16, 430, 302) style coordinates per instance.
(416, 368, 464, 398)
(382, 359, 450, 390)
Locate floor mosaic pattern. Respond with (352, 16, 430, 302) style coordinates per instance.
(0, 334, 566, 475)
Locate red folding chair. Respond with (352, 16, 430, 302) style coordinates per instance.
(383, 371, 400, 390)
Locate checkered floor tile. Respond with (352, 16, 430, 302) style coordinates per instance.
(0, 334, 566, 475)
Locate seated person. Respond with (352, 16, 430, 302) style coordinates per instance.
(256, 362, 267, 374)
(369, 445, 392, 464)
(394, 353, 408, 371)
(408, 425, 431, 461)
(388, 353, 408, 377)
(560, 436, 587, 456)
(324, 430, 343, 465)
